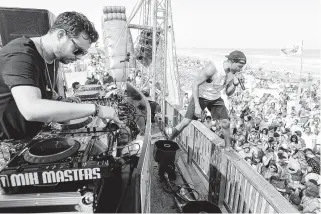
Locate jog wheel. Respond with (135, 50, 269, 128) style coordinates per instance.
(58, 117, 93, 130)
(74, 91, 100, 100)
(24, 138, 80, 164)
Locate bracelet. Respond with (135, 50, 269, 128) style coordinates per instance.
(93, 103, 100, 117)
(233, 82, 239, 86)
(57, 96, 63, 101)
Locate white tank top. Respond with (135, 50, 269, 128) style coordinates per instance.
(199, 63, 228, 100)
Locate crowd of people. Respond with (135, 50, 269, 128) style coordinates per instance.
(178, 57, 320, 213)
(84, 54, 115, 85)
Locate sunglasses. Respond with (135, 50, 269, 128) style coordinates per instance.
(69, 38, 87, 56)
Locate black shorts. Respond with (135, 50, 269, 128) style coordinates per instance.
(185, 97, 229, 120)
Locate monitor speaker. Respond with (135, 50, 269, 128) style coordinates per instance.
(0, 7, 55, 47)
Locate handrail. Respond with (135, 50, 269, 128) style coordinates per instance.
(224, 151, 298, 213)
(125, 83, 152, 213)
(164, 100, 299, 214)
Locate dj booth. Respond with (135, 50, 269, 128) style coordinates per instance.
(0, 83, 152, 213)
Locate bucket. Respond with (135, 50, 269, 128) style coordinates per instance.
(153, 140, 179, 165)
(182, 201, 221, 213)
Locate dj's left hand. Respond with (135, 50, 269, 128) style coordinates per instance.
(60, 97, 81, 103)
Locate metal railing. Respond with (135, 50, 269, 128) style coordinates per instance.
(163, 100, 299, 214)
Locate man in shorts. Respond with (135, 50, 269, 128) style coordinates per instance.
(169, 51, 247, 150)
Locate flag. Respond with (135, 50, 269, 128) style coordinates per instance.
(280, 42, 302, 56)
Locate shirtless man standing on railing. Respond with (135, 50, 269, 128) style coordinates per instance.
(168, 51, 247, 150)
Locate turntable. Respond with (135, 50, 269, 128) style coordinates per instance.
(23, 138, 80, 164)
(57, 117, 94, 130)
(0, 136, 112, 188)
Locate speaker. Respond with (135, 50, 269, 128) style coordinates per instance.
(135, 30, 160, 67)
(0, 7, 55, 47)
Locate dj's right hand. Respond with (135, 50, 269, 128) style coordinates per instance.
(97, 106, 122, 123)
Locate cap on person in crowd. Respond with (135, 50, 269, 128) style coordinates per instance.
(256, 140, 262, 145)
(295, 130, 302, 137)
(277, 152, 289, 161)
(273, 132, 280, 138)
(266, 147, 274, 153)
(283, 128, 291, 134)
(269, 126, 275, 131)
(306, 179, 318, 186)
(290, 194, 301, 206)
(305, 183, 320, 198)
(225, 50, 247, 64)
(279, 143, 290, 152)
(304, 173, 321, 185)
(290, 170, 303, 183)
(242, 143, 251, 150)
(288, 157, 302, 173)
(270, 176, 287, 193)
(244, 157, 252, 163)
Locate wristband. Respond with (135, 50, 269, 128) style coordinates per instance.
(233, 82, 239, 86)
(57, 96, 63, 101)
(93, 103, 100, 117)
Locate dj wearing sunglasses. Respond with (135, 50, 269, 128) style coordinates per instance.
(0, 12, 121, 140)
(69, 37, 88, 56)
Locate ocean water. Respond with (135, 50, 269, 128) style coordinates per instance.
(177, 48, 320, 78)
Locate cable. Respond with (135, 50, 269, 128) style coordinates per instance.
(115, 155, 139, 213)
(152, 165, 202, 202)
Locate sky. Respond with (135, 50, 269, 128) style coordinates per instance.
(0, 0, 320, 49)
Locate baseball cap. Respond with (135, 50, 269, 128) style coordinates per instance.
(225, 50, 247, 64)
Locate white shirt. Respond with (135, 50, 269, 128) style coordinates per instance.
(291, 124, 302, 133)
(135, 76, 142, 87)
(183, 96, 189, 107)
(199, 62, 228, 100)
(302, 133, 314, 149)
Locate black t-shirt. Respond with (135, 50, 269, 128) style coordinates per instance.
(0, 37, 57, 139)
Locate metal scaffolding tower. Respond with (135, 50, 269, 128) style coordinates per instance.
(128, 0, 181, 120)
(151, 0, 168, 113)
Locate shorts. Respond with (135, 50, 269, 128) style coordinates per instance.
(185, 96, 229, 120)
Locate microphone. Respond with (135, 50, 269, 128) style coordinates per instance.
(238, 77, 245, 90)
